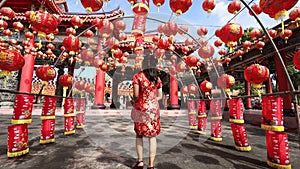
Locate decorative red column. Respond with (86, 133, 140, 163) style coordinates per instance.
(197, 100, 207, 135)
(167, 74, 180, 109)
(40, 96, 57, 144)
(187, 99, 197, 129)
(92, 37, 106, 109)
(76, 98, 85, 128)
(274, 53, 292, 111)
(245, 81, 252, 109)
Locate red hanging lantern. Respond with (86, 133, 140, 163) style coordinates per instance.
(36, 65, 57, 83)
(157, 38, 170, 50)
(200, 80, 212, 97)
(197, 26, 208, 37)
(235, 49, 244, 60)
(268, 29, 277, 39)
(242, 40, 252, 52)
(153, 0, 165, 12)
(0, 49, 25, 76)
(255, 41, 265, 52)
(198, 44, 215, 59)
(202, 0, 216, 13)
(96, 19, 114, 39)
(279, 29, 293, 42)
(132, 0, 150, 15)
(58, 74, 73, 87)
(219, 23, 244, 43)
(164, 22, 178, 37)
(0, 7, 15, 20)
(84, 30, 94, 40)
(293, 51, 300, 70)
(217, 74, 235, 91)
(249, 28, 261, 40)
(289, 8, 300, 27)
(185, 55, 199, 67)
(111, 48, 123, 59)
(71, 16, 83, 29)
(214, 39, 223, 48)
(249, 3, 262, 16)
(176, 62, 186, 73)
(106, 37, 119, 49)
(81, 49, 94, 64)
(25, 10, 60, 37)
(259, 0, 298, 20)
(228, 0, 242, 14)
(80, 0, 103, 12)
(224, 57, 231, 66)
(169, 0, 193, 15)
(62, 35, 82, 55)
(114, 19, 126, 33)
(244, 64, 269, 95)
(0, 20, 8, 30)
(12, 22, 24, 32)
(218, 49, 227, 57)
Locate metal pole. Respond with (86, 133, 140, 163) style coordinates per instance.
(0, 0, 8, 8)
(240, 0, 300, 148)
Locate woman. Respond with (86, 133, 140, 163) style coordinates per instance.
(131, 55, 162, 169)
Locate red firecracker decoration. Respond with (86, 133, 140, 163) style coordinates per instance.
(265, 131, 291, 169)
(231, 124, 251, 151)
(7, 124, 29, 157)
(80, 0, 103, 12)
(76, 98, 86, 128)
(12, 94, 34, 124)
(261, 96, 284, 132)
(40, 119, 56, 144)
(64, 98, 75, 135)
(229, 98, 244, 123)
(197, 100, 207, 135)
(210, 99, 222, 120)
(41, 96, 57, 118)
(210, 120, 222, 142)
(187, 99, 197, 129)
(169, 0, 193, 15)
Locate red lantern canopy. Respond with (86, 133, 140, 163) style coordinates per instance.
(200, 80, 212, 96)
(80, 0, 104, 12)
(217, 74, 235, 96)
(202, 0, 216, 13)
(228, 0, 242, 14)
(0, 49, 25, 76)
(62, 35, 82, 55)
(25, 10, 60, 37)
(58, 74, 73, 87)
(36, 65, 57, 83)
(244, 64, 269, 92)
(293, 51, 300, 70)
(249, 3, 262, 16)
(198, 44, 215, 59)
(289, 8, 300, 27)
(169, 0, 193, 15)
(197, 26, 208, 37)
(249, 28, 261, 40)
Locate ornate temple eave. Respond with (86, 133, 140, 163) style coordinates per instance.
(3, 0, 66, 14)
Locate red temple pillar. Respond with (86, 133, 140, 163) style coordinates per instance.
(92, 37, 106, 109)
(274, 53, 292, 111)
(268, 77, 273, 94)
(245, 81, 252, 109)
(19, 38, 35, 92)
(167, 74, 180, 110)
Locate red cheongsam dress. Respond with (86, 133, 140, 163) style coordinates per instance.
(132, 72, 162, 137)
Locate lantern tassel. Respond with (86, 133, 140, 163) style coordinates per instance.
(226, 88, 231, 99)
(281, 20, 284, 34)
(3, 76, 7, 88)
(253, 83, 262, 97)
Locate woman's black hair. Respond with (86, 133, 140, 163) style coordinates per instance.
(142, 55, 159, 84)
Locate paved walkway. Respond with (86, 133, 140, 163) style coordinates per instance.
(0, 109, 299, 169)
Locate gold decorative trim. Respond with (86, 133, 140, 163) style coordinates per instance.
(235, 146, 251, 152)
(261, 124, 284, 132)
(40, 138, 55, 144)
(40, 116, 56, 120)
(7, 147, 29, 157)
(64, 130, 75, 135)
(11, 119, 32, 124)
(267, 160, 291, 169)
(229, 119, 244, 124)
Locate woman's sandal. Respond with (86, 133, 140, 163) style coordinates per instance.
(133, 161, 144, 169)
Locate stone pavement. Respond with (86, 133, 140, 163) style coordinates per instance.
(0, 109, 299, 169)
